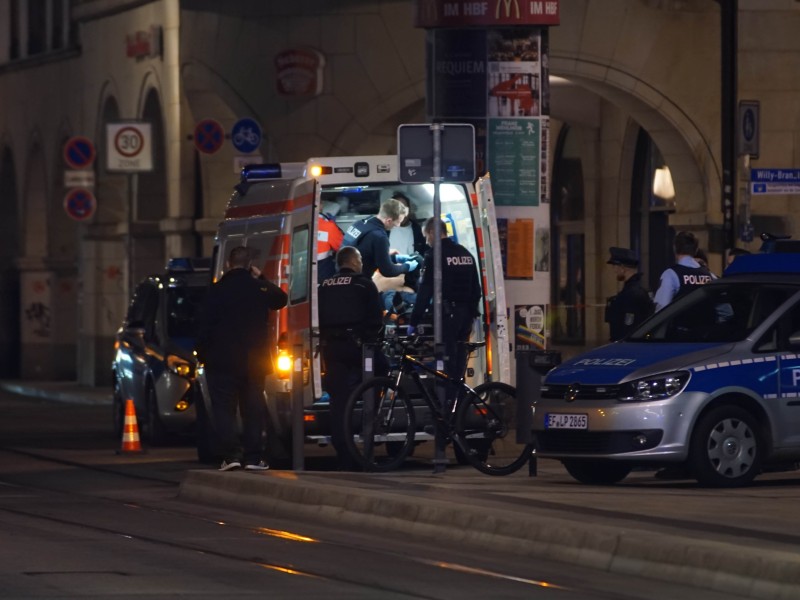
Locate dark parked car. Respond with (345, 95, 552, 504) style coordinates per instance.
(112, 258, 211, 458)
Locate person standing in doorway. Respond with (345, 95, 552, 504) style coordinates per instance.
(604, 247, 654, 342)
(196, 246, 288, 472)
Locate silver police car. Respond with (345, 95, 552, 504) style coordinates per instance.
(534, 253, 800, 487)
(112, 258, 210, 454)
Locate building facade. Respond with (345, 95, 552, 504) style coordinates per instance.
(0, 0, 797, 384)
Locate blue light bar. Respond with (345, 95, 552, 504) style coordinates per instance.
(241, 164, 283, 182)
(724, 253, 800, 276)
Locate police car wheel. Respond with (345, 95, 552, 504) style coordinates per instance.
(562, 459, 632, 485)
(690, 405, 762, 488)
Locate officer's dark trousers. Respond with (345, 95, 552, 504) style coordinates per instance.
(322, 340, 362, 470)
(444, 304, 475, 385)
(206, 369, 266, 465)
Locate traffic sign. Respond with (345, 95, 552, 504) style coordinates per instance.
(63, 188, 97, 221)
(738, 100, 759, 158)
(106, 122, 153, 172)
(231, 118, 262, 154)
(64, 170, 95, 188)
(751, 169, 800, 195)
(194, 119, 225, 154)
(397, 123, 475, 183)
(63, 136, 96, 169)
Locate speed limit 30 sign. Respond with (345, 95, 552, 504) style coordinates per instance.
(106, 122, 153, 172)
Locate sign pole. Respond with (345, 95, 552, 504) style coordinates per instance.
(127, 174, 136, 299)
(431, 123, 447, 475)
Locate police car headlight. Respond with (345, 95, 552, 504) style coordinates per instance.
(618, 371, 690, 402)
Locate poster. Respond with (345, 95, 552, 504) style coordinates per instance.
(488, 118, 540, 206)
(515, 304, 546, 350)
(497, 218, 534, 280)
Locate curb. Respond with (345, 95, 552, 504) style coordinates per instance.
(179, 470, 800, 599)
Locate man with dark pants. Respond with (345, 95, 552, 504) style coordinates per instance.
(604, 247, 654, 342)
(196, 246, 288, 472)
(318, 246, 386, 470)
(408, 218, 482, 385)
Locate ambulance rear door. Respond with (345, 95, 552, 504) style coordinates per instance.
(474, 175, 511, 384)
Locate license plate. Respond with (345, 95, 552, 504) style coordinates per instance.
(545, 413, 588, 430)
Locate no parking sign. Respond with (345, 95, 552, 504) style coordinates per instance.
(63, 188, 97, 221)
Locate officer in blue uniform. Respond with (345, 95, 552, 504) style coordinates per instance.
(408, 218, 482, 384)
(604, 247, 654, 341)
(318, 246, 386, 470)
(342, 198, 420, 278)
(654, 231, 713, 311)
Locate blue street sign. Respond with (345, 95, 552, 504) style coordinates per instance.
(231, 118, 262, 154)
(194, 119, 225, 155)
(63, 188, 97, 221)
(751, 169, 800, 195)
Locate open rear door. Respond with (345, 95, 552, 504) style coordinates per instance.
(475, 175, 511, 384)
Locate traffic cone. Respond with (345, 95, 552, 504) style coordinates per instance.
(120, 399, 143, 453)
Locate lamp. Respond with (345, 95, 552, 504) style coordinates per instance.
(652, 166, 675, 200)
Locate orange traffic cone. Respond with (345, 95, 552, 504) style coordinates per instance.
(120, 399, 144, 453)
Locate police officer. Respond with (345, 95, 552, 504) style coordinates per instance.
(408, 218, 482, 383)
(342, 198, 420, 278)
(318, 246, 386, 470)
(604, 247, 654, 341)
(654, 231, 713, 311)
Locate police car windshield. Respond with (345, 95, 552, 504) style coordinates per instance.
(627, 283, 797, 343)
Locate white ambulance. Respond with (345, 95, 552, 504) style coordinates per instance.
(203, 155, 509, 464)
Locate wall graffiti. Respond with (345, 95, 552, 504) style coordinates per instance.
(24, 301, 51, 338)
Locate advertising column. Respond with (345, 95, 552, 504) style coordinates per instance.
(417, 0, 559, 354)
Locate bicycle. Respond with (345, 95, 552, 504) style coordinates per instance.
(342, 335, 533, 475)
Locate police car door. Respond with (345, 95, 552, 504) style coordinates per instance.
(474, 175, 511, 384)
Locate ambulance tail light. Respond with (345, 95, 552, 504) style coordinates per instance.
(276, 349, 293, 380)
(309, 164, 333, 178)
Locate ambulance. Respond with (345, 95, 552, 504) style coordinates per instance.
(204, 155, 510, 463)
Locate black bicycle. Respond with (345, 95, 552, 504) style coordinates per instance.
(342, 336, 533, 475)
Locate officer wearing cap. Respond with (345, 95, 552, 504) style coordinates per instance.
(604, 247, 654, 342)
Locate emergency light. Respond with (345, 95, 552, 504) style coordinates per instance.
(241, 164, 283, 182)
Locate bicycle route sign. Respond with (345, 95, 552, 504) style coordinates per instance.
(63, 188, 97, 221)
(231, 117, 262, 154)
(194, 119, 225, 155)
(106, 122, 153, 172)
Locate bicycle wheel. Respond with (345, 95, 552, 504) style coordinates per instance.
(343, 376, 416, 472)
(454, 382, 533, 476)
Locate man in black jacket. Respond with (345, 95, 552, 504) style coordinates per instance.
(342, 198, 420, 278)
(318, 246, 386, 469)
(408, 218, 482, 384)
(604, 247, 654, 341)
(196, 246, 288, 472)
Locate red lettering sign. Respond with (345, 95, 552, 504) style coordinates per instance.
(416, 0, 559, 27)
(274, 48, 325, 96)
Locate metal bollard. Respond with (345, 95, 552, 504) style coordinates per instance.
(515, 347, 561, 477)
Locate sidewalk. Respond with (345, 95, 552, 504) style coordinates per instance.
(5, 378, 800, 599)
(0, 379, 111, 406)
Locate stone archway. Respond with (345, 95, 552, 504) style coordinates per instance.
(0, 147, 21, 377)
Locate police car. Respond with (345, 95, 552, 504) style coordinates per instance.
(112, 258, 210, 455)
(533, 252, 800, 487)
